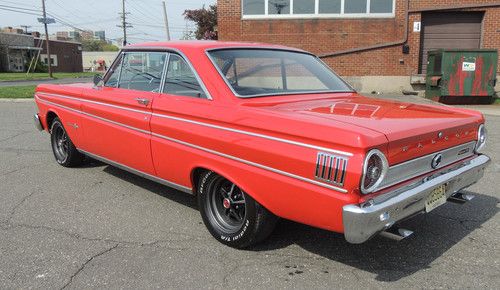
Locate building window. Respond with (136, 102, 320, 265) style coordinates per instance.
(241, 0, 394, 18)
(293, 0, 315, 14)
(370, 0, 393, 13)
(41, 54, 58, 67)
(344, 0, 367, 13)
(243, 0, 265, 15)
(269, 0, 290, 15)
(319, 0, 341, 14)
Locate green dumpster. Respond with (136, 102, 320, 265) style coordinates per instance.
(425, 49, 498, 104)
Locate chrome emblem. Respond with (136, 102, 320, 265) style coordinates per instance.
(438, 132, 443, 138)
(431, 154, 443, 169)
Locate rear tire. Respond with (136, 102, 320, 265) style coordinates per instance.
(50, 117, 84, 167)
(197, 171, 278, 248)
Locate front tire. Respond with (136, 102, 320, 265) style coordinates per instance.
(50, 117, 84, 167)
(198, 171, 278, 248)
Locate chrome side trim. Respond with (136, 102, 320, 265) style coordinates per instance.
(151, 112, 353, 156)
(36, 95, 348, 193)
(314, 152, 348, 186)
(36, 95, 151, 135)
(151, 132, 348, 193)
(37, 92, 151, 115)
(78, 149, 193, 194)
(379, 141, 476, 190)
(36, 92, 353, 156)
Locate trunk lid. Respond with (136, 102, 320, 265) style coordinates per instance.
(244, 94, 482, 164)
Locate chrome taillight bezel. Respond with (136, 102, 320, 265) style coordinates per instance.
(361, 149, 389, 194)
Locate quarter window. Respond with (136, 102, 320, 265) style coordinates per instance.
(241, 0, 394, 17)
(163, 54, 206, 98)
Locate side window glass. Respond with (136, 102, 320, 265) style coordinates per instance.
(118, 52, 166, 92)
(164, 54, 206, 98)
(104, 54, 122, 87)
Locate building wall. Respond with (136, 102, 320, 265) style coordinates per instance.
(82, 51, 118, 71)
(35, 39, 83, 72)
(218, 0, 500, 77)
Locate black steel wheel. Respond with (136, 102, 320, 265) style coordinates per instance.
(50, 117, 84, 167)
(198, 171, 278, 248)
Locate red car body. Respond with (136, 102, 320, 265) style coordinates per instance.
(34, 41, 490, 244)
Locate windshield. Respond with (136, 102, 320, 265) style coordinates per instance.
(207, 49, 353, 98)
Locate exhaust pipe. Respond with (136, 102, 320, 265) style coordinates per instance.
(379, 227, 414, 241)
(448, 192, 475, 204)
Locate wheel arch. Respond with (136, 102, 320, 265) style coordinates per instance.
(189, 164, 275, 215)
(45, 110, 59, 132)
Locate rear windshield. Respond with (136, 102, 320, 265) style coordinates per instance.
(207, 49, 352, 98)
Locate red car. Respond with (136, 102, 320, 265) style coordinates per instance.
(34, 41, 490, 248)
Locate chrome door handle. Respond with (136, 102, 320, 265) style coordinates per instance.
(134, 98, 150, 106)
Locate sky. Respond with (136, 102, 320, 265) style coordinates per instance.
(0, 0, 216, 44)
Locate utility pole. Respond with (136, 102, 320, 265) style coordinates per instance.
(118, 0, 132, 46)
(41, 0, 52, 78)
(162, 1, 170, 41)
(20, 25, 31, 34)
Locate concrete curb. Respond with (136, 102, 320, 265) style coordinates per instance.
(0, 98, 34, 102)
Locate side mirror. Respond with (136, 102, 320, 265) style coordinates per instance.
(93, 74, 103, 86)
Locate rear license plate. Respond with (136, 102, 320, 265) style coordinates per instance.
(425, 184, 447, 213)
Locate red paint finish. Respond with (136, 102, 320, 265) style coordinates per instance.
(34, 41, 485, 234)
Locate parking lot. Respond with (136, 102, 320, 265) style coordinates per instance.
(0, 99, 499, 289)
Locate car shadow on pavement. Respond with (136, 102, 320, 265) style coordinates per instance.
(100, 164, 198, 210)
(252, 191, 498, 282)
(73, 160, 498, 282)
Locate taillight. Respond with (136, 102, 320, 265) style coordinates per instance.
(361, 149, 388, 194)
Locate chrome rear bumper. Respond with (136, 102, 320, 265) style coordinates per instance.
(342, 154, 490, 244)
(34, 113, 43, 131)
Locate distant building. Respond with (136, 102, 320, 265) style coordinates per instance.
(56, 31, 70, 41)
(68, 31, 81, 42)
(0, 32, 41, 72)
(82, 51, 118, 71)
(1, 27, 24, 34)
(34, 38, 83, 73)
(80, 30, 94, 41)
(94, 31, 106, 41)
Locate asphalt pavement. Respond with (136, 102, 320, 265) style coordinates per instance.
(0, 100, 498, 289)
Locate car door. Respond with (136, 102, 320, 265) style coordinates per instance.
(150, 52, 216, 187)
(79, 50, 168, 175)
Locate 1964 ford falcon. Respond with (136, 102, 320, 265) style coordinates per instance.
(34, 41, 489, 248)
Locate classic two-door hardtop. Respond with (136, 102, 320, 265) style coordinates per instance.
(34, 41, 490, 248)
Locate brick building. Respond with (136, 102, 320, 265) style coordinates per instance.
(34, 38, 83, 73)
(218, 0, 500, 93)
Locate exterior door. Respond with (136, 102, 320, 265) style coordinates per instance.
(79, 51, 168, 175)
(150, 53, 214, 187)
(419, 12, 483, 74)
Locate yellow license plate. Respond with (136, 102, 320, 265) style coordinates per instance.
(425, 184, 447, 213)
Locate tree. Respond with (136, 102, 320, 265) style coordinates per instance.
(183, 4, 217, 40)
(81, 40, 119, 52)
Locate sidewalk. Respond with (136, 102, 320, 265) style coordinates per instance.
(0, 77, 92, 87)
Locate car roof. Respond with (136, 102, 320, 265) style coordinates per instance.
(126, 40, 306, 53)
